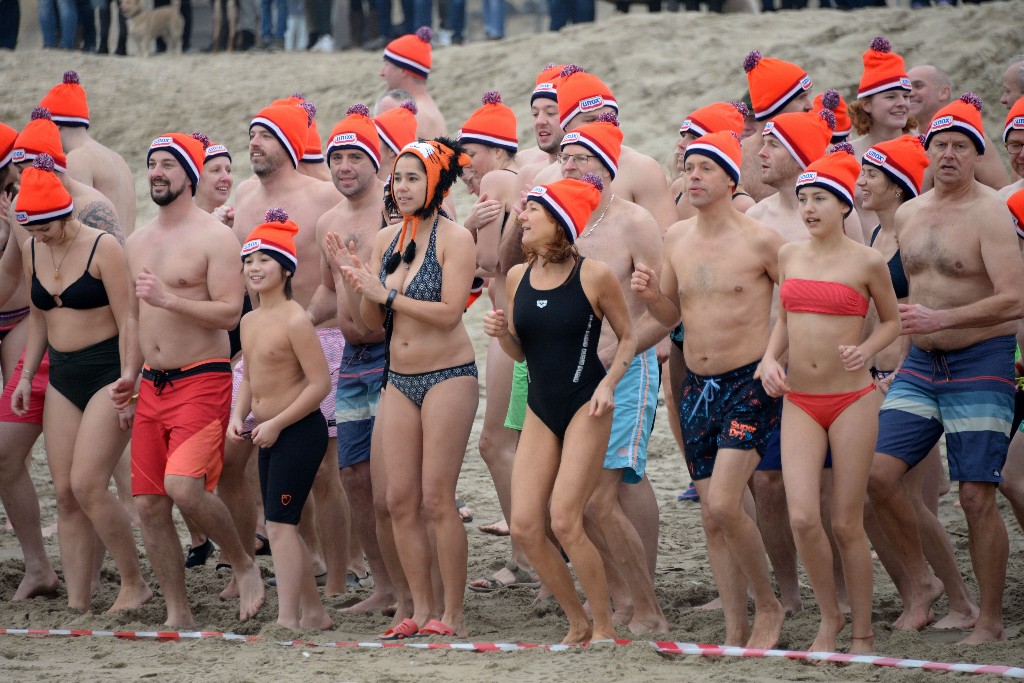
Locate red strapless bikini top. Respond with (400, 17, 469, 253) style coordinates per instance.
(780, 278, 868, 317)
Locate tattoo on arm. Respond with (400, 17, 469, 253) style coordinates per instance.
(78, 202, 126, 245)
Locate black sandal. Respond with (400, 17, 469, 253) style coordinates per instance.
(184, 539, 214, 569)
(255, 533, 271, 556)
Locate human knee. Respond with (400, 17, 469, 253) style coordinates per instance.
(385, 487, 422, 521)
(419, 489, 453, 523)
(135, 494, 169, 524)
(958, 483, 997, 517)
(164, 477, 206, 513)
(550, 514, 587, 548)
(706, 495, 745, 530)
(829, 513, 866, 547)
(53, 481, 82, 517)
(787, 506, 822, 538)
(752, 471, 784, 504)
(998, 476, 1024, 505)
(509, 513, 546, 547)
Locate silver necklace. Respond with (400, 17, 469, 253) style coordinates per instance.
(579, 194, 614, 239)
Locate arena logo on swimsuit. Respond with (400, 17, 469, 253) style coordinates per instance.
(579, 96, 604, 112)
(864, 149, 887, 166)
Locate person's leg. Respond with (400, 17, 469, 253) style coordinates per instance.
(215, 437, 257, 595)
(39, 0, 59, 47)
(180, 0, 192, 50)
(0, 0, 21, 49)
(584, 469, 667, 635)
(260, 0, 273, 40)
(999, 429, 1024, 532)
(97, 0, 111, 52)
(751, 466, 802, 614)
(136, 493, 196, 626)
(958, 481, 1008, 644)
(76, 0, 95, 51)
(548, 0, 567, 30)
(618, 475, 658, 578)
(112, 447, 139, 527)
(413, 0, 430, 28)
(275, 0, 289, 36)
(483, 0, 504, 38)
(696, 474, 749, 644)
(419, 375, 477, 635)
(57, 0, 78, 49)
(369, 405, 411, 624)
(115, 3, 127, 54)
(312, 436, 350, 595)
(70, 389, 151, 612)
(448, 0, 464, 42)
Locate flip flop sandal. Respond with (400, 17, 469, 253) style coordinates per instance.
(254, 533, 272, 556)
(468, 560, 541, 593)
(185, 539, 215, 569)
(379, 617, 423, 640)
(418, 619, 455, 636)
(347, 570, 374, 589)
(456, 498, 473, 523)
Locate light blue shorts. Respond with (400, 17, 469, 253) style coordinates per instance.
(605, 347, 658, 484)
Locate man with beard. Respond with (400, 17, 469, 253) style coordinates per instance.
(110, 133, 264, 627)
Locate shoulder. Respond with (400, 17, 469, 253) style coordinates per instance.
(234, 176, 259, 199)
(480, 169, 517, 195)
(743, 213, 786, 250)
(664, 217, 696, 244)
(621, 147, 664, 175)
(580, 256, 614, 284)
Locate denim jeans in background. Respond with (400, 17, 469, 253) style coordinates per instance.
(39, 0, 78, 48)
(482, 0, 503, 38)
(549, 0, 593, 31)
(401, 0, 431, 34)
(261, 0, 288, 39)
(439, 0, 464, 41)
(373, 0, 392, 39)
(0, 0, 20, 50)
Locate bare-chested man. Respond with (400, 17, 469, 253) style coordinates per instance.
(740, 51, 813, 204)
(557, 115, 668, 634)
(110, 133, 264, 627)
(40, 71, 137, 232)
(311, 105, 399, 615)
(998, 98, 1024, 199)
(908, 65, 1009, 191)
(380, 28, 447, 139)
(632, 130, 787, 648)
(868, 94, 1024, 645)
(232, 101, 351, 596)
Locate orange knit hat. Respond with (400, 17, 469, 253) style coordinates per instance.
(679, 101, 747, 138)
(683, 130, 743, 186)
(532, 63, 564, 104)
(250, 101, 314, 168)
(1003, 96, 1024, 143)
(926, 93, 985, 154)
(241, 207, 300, 273)
(743, 51, 812, 121)
(556, 65, 618, 130)
(0, 122, 17, 170)
(458, 91, 518, 154)
(147, 132, 208, 196)
(862, 134, 929, 198)
(204, 140, 231, 164)
(384, 27, 433, 79)
(857, 37, 911, 99)
(814, 90, 851, 143)
(762, 109, 836, 169)
(526, 173, 603, 243)
(304, 118, 325, 164)
(14, 154, 74, 226)
(12, 108, 67, 172)
(374, 100, 419, 155)
(328, 104, 382, 171)
(795, 142, 861, 208)
(38, 70, 90, 128)
(560, 112, 623, 179)
(1008, 187, 1024, 240)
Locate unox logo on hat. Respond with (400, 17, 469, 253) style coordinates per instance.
(331, 133, 357, 145)
(562, 132, 581, 145)
(579, 96, 604, 112)
(1014, 117, 1024, 128)
(799, 76, 812, 90)
(151, 136, 173, 148)
(899, 77, 912, 89)
(798, 171, 818, 183)
(763, 121, 776, 135)
(455, 129, 463, 139)
(535, 83, 555, 94)
(864, 149, 887, 165)
(529, 185, 548, 196)
(14, 211, 27, 222)
(680, 120, 693, 132)
(242, 238, 262, 254)
(206, 144, 228, 156)
(930, 115, 954, 131)
(12, 149, 25, 162)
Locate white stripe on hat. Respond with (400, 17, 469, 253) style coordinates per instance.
(863, 149, 918, 198)
(16, 201, 74, 225)
(0, 150, 13, 169)
(12, 148, 67, 173)
(240, 239, 298, 268)
(458, 131, 518, 150)
(528, 186, 577, 241)
(679, 119, 710, 137)
(685, 141, 741, 182)
(375, 123, 400, 155)
(153, 139, 201, 183)
(49, 114, 90, 126)
(796, 172, 853, 206)
(326, 135, 381, 170)
(1003, 116, 1024, 143)
(858, 77, 912, 100)
(763, 123, 808, 169)
(559, 98, 619, 130)
(383, 48, 430, 76)
(756, 75, 812, 120)
(561, 133, 617, 179)
(251, 116, 299, 167)
(928, 115, 985, 152)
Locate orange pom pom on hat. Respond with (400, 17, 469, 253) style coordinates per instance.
(14, 154, 74, 226)
(12, 108, 67, 172)
(458, 91, 518, 154)
(241, 207, 300, 273)
(857, 37, 911, 99)
(1007, 188, 1024, 241)
(327, 104, 382, 171)
(1003, 96, 1024, 143)
(526, 173, 603, 243)
(147, 132, 207, 196)
(862, 134, 929, 198)
(679, 101, 747, 138)
(795, 142, 861, 208)
(926, 93, 986, 154)
(250, 101, 313, 168)
(683, 130, 743, 186)
(743, 50, 812, 122)
(374, 100, 419, 155)
(560, 112, 623, 179)
(762, 109, 836, 169)
(38, 70, 90, 128)
(0, 122, 17, 171)
(814, 90, 851, 143)
(384, 26, 433, 80)
(532, 63, 564, 104)
(556, 65, 618, 131)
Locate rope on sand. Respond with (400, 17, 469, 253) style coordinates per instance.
(2, 629, 1023, 677)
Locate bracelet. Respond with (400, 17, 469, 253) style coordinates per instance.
(385, 288, 398, 310)
(18, 375, 32, 383)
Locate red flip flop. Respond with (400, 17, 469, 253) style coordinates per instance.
(417, 619, 455, 636)
(379, 617, 422, 640)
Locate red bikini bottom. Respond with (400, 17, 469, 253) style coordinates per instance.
(785, 383, 876, 430)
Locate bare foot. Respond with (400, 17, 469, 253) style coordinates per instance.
(745, 600, 785, 650)
(695, 596, 722, 611)
(591, 629, 618, 642)
(340, 591, 397, 615)
(612, 605, 633, 627)
(165, 611, 196, 629)
(106, 583, 154, 613)
(781, 596, 803, 616)
(299, 609, 333, 631)
(220, 575, 240, 600)
(562, 623, 594, 645)
(627, 614, 670, 635)
(807, 614, 845, 652)
(477, 518, 510, 536)
(233, 561, 266, 622)
(848, 634, 874, 655)
(13, 570, 60, 601)
(934, 604, 979, 630)
(958, 625, 1007, 645)
(893, 579, 942, 631)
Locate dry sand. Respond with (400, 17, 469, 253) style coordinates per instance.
(2, 2, 1024, 680)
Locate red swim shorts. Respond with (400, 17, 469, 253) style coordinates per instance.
(131, 359, 231, 496)
(0, 351, 50, 425)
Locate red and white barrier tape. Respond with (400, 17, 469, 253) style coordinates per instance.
(2, 629, 1022, 677)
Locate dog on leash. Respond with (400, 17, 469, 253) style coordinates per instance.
(119, 0, 185, 56)
(211, 0, 238, 52)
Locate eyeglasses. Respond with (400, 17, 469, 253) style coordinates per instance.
(1007, 142, 1024, 156)
(556, 153, 598, 165)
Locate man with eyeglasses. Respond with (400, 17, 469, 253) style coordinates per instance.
(908, 65, 1009, 191)
(998, 97, 1024, 200)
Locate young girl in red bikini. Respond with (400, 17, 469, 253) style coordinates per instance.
(756, 143, 900, 654)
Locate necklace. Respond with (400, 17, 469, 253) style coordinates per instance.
(579, 195, 614, 239)
(49, 223, 82, 282)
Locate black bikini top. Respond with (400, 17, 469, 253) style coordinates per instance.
(31, 233, 110, 311)
(870, 225, 909, 300)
